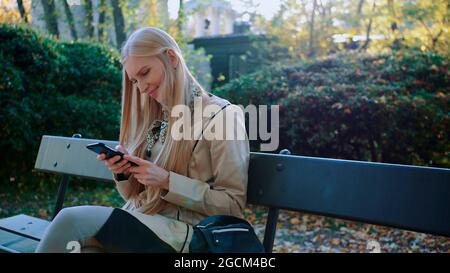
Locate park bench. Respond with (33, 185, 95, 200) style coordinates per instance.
(0, 134, 449, 253)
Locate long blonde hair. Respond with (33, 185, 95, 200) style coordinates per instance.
(119, 27, 208, 215)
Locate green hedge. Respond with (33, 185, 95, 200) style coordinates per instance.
(0, 24, 122, 184)
(214, 49, 449, 168)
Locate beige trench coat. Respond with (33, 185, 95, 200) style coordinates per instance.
(112, 93, 250, 252)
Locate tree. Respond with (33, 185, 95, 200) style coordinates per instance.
(97, 0, 106, 42)
(16, 0, 27, 23)
(254, 0, 339, 60)
(387, 0, 403, 50)
(169, 0, 187, 45)
(251, 0, 449, 60)
(62, 0, 77, 40)
(403, 0, 448, 51)
(363, 0, 449, 56)
(84, 0, 94, 39)
(359, 0, 376, 51)
(111, 0, 125, 49)
(40, 0, 59, 37)
(177, 0, 185, 36)
(145, 0, 169, 31)
(307, 0, 317, 57)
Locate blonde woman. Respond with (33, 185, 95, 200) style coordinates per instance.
(35, 27, 249, 253)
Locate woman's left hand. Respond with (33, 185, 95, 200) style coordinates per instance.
(124, 155, 170, 190)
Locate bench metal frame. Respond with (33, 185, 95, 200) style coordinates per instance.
(1, 134, 449, 253)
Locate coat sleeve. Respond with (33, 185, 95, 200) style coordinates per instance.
(113, 173, 132, 201)
(160, 104, 250, 218)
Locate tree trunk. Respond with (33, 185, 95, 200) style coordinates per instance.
(159, 0, 169, 30)
(307, 0, 318, 58)
(359, 0, 376, 51)
(111, 0, 126, 49)
(63, 0, 78, 40)
(360, 18, 372, 51)
(356, 0, 364, 29)
(177, 0, 185, 35)
(84, 0, 94, 39)
(40, 0, 59, 38)
(16, 0, 28, 23)
(431, 29, 443, 50)
(387, 0, 403, 50)
(98, 0, 106, 42)
(357, 0, 365, 14)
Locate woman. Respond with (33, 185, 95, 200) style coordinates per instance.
(35, 27, 250, 253)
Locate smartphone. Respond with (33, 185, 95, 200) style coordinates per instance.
(86, 142, 138, 166)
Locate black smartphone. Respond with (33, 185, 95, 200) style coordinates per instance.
(86, 142, 138, 166)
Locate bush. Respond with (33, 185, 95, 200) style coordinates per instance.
(57, 42, 122, 99)
(214, 49, 449, 168)
(0, 24, 122, 184)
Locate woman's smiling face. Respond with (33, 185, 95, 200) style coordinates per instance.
(124, 55, 165, 105)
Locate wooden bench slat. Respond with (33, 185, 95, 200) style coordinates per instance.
(0, 244, 21, 253)
(0, 214, 50, 241)
(248, 152, 450, 237)
(0, 233, 39, 253)
(0, 215, 50, 253)
(35, 135, 119, 181)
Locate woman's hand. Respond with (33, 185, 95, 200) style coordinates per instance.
(97, 145, 132, 179)
(124, 155, 170, 191)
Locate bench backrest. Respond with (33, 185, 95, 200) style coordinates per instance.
(248, 152, 450, 238)
(35, 135, 118, 181)
(35, 135, 450, 252)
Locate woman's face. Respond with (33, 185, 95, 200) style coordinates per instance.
(124, 55, 166, 105)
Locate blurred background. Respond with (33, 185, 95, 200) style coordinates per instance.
(0, 0, 448, 252)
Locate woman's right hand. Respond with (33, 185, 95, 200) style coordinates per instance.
(97, 145, 132, 178)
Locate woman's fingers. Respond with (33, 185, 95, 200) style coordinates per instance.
(97, 153, 131, 175)
(102, 155, 126, 173)
(111, 163, 128, 174)
(133, 173, 145, 179)
(135, 177, 145, 184)
(110, 157, 128, 170)
(114, 158, 129, 168)
(123, 155, 149, 166)
(115, 145, 129, 155)
(129, 165, 145, 173)
(106, 155, 122, 166)
(115, 163, 132, 174)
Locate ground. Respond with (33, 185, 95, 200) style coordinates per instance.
(244, 206, 450, 253)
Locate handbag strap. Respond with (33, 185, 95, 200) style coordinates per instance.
(192, 102, 231, 153)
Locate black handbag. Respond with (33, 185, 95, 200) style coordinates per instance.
(189, 215, 265, 253)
